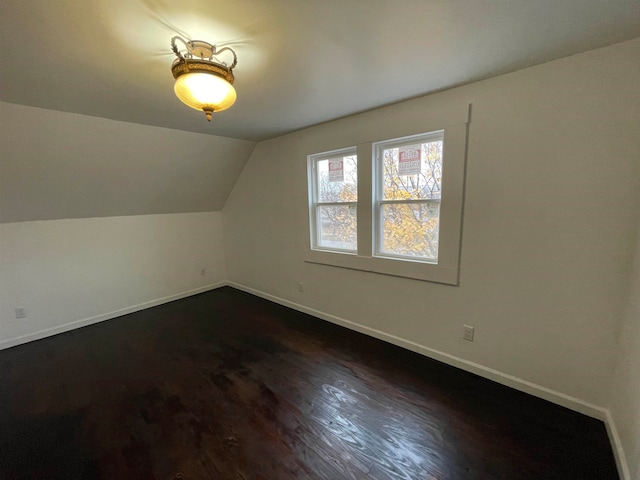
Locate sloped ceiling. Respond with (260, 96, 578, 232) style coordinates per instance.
(1, 0, 639, 141)
(0, 102, 255, 223)
(1, 1, 639, 223)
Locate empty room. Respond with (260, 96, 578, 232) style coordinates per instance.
(1, 1, 639, 479)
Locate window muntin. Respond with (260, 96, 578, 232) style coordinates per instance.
(375, 131, 444, 263)
(309, 149, 358, 253)
(305, 102, 468, 285)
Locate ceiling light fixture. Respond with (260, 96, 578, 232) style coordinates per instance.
(170, 36, 238, 122)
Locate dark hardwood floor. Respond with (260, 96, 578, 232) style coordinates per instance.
(0, 287, 618, 479)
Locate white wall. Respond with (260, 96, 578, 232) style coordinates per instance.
(0, 102, 248, 349)
(610, 224, 640, 480)
(0, 212, 226, 348)
(223, 37, 640, 414)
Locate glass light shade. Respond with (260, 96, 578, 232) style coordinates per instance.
(174, 72, 237, 113)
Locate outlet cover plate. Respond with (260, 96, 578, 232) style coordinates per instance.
(463, 325, 474, 341)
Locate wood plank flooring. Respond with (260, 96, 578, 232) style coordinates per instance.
(0, 287, 618, 479)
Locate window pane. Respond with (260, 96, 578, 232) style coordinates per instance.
(317, 204, 357, 251)
(382, 140, 443, 201)
(379, 203, 439, 260)
(317, 155, 358, 203)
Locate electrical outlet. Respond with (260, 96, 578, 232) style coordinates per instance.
(200, 268, 206, 276)
(297, 282, 304, 293)
(463, 325, 475, 342)
(15, 308, 26, 319)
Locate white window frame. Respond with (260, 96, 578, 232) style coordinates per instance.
(308, 147, 358, 254)
(374, 130, 444, 264)
(305, 103, 469, 285)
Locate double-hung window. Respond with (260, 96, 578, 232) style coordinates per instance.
(374, 131, 444, 263)
(308, 148, 358, 253)
(306, 102, 469, 285)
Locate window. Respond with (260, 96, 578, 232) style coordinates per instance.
(308, 148, 358, 253)
(374, 131, 444, 263)
(305, 102, 469, 285)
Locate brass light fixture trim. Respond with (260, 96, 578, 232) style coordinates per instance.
(170, 36, 238, 122)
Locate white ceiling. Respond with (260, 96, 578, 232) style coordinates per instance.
(1, 0, 639, 141)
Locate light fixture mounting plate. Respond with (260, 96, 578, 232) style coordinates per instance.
(187, 40, 214, 59)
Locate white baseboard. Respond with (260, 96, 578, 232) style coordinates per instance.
(604, 410, 632, 480)
(228, 281, 632, 479)
(0, 281, 607, 419)
(228, 281, 606, 418)
(0, 282, 226, 351)
(0, 280, 630, 479)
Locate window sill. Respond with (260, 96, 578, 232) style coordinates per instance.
(305, 250, 459, 285)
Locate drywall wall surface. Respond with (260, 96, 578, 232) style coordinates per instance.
(223, 38, 640, 408)
(610, 224, 640, 479)
(0, 212, 226, 346)
(0, 102, 256, 223)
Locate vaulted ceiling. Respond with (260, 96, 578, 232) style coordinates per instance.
(2, 0, 639, 141)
